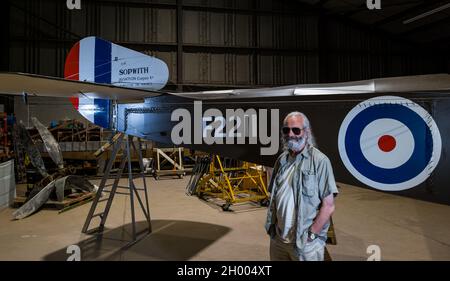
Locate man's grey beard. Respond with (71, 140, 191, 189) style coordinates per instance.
(283, 136, 306, 153)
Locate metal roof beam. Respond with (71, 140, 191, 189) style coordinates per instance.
(372, 0, 443, 26)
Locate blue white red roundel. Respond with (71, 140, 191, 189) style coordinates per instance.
(338, 96, 442, 191)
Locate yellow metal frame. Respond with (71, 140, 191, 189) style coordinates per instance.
(196, 156, 269, 208)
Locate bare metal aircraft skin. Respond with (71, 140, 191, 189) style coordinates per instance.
(1, 73, 450, 205)
(0, 37, 449, 205)
(119, 89, 450, 206)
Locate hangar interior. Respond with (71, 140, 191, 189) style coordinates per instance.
(0, 0, 449, 261)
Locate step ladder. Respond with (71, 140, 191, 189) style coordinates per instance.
(82, 134, 152, 243)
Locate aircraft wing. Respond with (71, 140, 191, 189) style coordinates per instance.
(1, 71, 450, 204)
(2, 72, 449, 101)
(0, 72, 161, 101)
(174, 73, 450, 99)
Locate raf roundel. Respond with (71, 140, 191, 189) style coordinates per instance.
(338, 96, 442, 191)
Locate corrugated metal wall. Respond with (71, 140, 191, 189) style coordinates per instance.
(14, 96, 81, 127)
(318, 18, 448, 82)
(6, 0, 449, 91)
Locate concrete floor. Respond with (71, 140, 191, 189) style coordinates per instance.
(0, 177, 449, 261)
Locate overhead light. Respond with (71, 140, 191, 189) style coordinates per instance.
(293, 84, 375, 95)
(202, 90, 236, 95)
(403, 3, 450, 24)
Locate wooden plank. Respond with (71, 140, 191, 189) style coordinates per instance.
(93, 133, 124, 157)
(41, 151, 97, 160)
(58, 196, 94, 214)
(13, 192, 95, 210)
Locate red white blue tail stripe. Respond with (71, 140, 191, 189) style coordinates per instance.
(64, 36, 169, 129)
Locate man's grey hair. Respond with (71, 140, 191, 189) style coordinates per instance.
(282, 111, 317, 147)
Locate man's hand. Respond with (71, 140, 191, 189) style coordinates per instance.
(310, 194, 335, 234)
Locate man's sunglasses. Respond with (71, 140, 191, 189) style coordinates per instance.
(282, 127, 304, 135)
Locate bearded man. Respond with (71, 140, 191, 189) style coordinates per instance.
(265, 111, 339, 261)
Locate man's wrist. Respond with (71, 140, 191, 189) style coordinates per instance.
(309, 226, 319, 234)
(307, 229, 317, 241)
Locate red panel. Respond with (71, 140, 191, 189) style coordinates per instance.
(64, 42, 80, 80)
(69, 97, 79, 110)
(65, 42, 80, 111)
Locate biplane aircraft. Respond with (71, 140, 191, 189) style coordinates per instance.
(1, 37, 449, 205)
